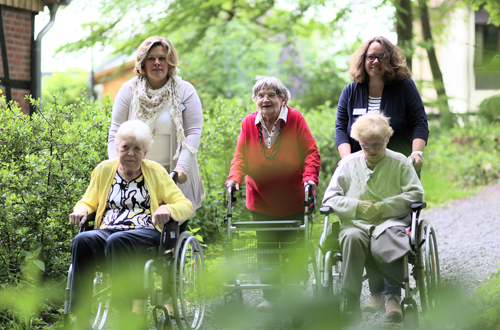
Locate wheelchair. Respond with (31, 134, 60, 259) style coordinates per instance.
(63, 172, 206, 330)
(219, 184, 318, 325)
(316, 202, 440, 329)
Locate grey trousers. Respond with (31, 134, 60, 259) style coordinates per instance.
(339, 226, 404, 297)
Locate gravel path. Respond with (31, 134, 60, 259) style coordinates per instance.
(200, 184, 500, 330)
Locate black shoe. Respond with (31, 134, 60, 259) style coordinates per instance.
(341, 290, 362, 325)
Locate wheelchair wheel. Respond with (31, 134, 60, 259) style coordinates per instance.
(90, 271, 111, 330)
(172, 232, 206, 330)
(416, 220, 440, 314)
(315, 248, 331, 297)
(403, 305, 418, 330)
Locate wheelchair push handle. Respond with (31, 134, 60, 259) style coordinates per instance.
(169, 170, 179, 184)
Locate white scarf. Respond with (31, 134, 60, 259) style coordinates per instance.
(131, 75, 196, 160)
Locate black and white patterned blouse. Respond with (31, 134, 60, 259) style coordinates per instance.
(100, 172, 153, 230)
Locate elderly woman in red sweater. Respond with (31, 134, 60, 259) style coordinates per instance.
(226, 75, 321, 311)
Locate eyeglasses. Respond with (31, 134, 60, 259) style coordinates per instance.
(364, 54, 387, 62)
(256, 93, 279, 100)
(359, 142, 384, 149)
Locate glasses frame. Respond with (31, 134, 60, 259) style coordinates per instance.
(364, 54, 387, 62)
(359, 141, 384, 149)
(256, 93, 280, 100)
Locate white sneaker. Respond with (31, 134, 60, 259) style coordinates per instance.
(256, 300, 275, 312)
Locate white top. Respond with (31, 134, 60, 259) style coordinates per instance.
(322, 149, 424, 238)
(368, 95, 381, 113)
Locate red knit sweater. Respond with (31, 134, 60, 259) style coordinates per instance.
(228, 107, 321, 217)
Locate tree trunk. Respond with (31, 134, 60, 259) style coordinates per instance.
(395, 0, 414, 70)
(418, 0, 455, 129)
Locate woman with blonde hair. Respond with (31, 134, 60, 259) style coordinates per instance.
(108, 36, 204, 216)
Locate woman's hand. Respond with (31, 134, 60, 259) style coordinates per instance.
(173, 168, 188, 184)
(152, 205, 171, 226)
(356, 200, 381, 223)
(408, 154, 423, 172)
(69, 208, 88, 227)
(304, 180, 317, 191)
(225, 180, 240, 191)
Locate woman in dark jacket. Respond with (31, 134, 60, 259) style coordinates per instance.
(335, 36, 429, 172)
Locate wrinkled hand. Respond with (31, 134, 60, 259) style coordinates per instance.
(69, 208, 88, 227)
(304, 180, 317, 191)
(152, 205, 171, 226)
(173, 168, 188, 184)
(356, 200, 381, 223)
(225, 180, 240, 191)
(408, 154, 423, 172)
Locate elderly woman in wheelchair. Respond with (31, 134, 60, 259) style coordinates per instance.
(322, 112, 424, 324)
(68, 119, 193, 330)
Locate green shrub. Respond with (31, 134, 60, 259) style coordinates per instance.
(478, 94, 500, 123)
(426, 122, 500, 188)
(193, 97, 253, 243)
(0, 92, 111, 326)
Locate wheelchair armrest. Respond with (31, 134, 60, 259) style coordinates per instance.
(410, 202, 427, 212)
(320, 206, 334, 215)
(78, 212, 96, 233)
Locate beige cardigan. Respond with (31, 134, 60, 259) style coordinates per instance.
(322, 149, 424, 238)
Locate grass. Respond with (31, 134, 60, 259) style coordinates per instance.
(421, 166, 478, 208)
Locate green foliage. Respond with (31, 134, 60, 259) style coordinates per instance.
(462, 0, 500, 26)
(41, 69, 89, 107)
(301, 103, 340, 195)
(0, 92, 111, 326)
(478, 94, 500, 123)
(425, 121, 500, 189)
(474, 266, 500, 329)
(192, 97, 254, 242)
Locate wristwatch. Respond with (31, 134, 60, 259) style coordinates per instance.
(411, 151, 423, 160)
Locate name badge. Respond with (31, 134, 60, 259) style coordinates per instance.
(353, 108, 367, 115)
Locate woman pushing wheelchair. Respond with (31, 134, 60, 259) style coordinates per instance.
(69, 120, 193, 330)
(322, 112, 424, 323)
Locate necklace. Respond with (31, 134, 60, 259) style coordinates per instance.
(258, 120, 284, 159)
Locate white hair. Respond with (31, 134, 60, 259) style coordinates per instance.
(115, 120, 153, 151)
(251, 76, 291, 105)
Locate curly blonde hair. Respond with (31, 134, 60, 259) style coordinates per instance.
(134, 36, 178, 78)
(349, 36, 411, 84)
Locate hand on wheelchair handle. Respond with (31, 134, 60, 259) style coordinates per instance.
(408, 154, 423, 171)
(172, 168, 187, 184)
(152, 205, 171, 225)
(69, 207, 88, 227)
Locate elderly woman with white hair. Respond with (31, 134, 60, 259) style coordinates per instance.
(69, 120, 193, 329)
(226, 76, 321, 311)
(322, 112, 424, 323)
(108, 36, 204, 217)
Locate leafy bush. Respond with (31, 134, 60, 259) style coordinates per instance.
(478, 94, 500, 123)
(193, 97, 253, 242)
(0, 92, 111, 326)
(426, 122, 500, 188)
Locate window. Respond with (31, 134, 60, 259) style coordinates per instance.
(474, 9, 500, 90)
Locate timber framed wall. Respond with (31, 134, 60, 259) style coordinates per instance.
(0, 5, 34, 112)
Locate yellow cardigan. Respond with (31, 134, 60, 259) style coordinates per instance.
(74, 158, 194, 231)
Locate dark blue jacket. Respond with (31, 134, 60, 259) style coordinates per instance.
(335, 78, 429, 157)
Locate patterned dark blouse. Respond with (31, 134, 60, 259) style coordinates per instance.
(100, 172, 153, 230)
